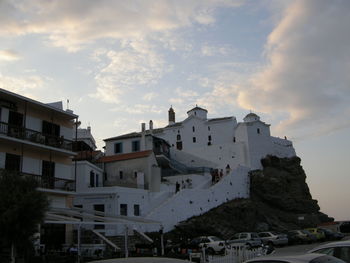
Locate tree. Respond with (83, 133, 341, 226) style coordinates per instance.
(0, 169, 49, 262)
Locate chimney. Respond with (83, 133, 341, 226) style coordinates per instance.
(141, 123, 146, 132)
(168, 106, 175, 125)
(149, 120, 153, 131)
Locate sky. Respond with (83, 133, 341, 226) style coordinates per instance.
(0, 0, 349, 220)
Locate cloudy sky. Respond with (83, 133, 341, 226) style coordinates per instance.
(1, 0, 349, 220)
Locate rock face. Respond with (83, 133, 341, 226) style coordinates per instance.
(168, 156, 333, 240)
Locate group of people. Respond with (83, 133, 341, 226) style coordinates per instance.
(211, 164, 231, 185)
(175, 178, 193, 193)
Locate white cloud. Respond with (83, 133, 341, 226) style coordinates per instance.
(0, 0, 243, 51)
(0, 50, 21, 61)
(175, 87, 199, 98)
(0, 73, 44, 98)
(237, 0, 350, 138)
(89, 39, 166, 103)
(143, 92, 158, 101)
(201, 44, 235, 57)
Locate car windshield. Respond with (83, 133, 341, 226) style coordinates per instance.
(210, 236, 221, 241)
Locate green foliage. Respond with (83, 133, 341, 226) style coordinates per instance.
(0, 169, 49, 248)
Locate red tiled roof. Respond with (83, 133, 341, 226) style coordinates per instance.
(98, 150, 153, 163)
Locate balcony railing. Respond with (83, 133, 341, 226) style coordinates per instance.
(22, 172, 76, 192)
(0, 121, 73, 151)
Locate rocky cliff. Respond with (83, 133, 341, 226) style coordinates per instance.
(167, 155, 333, 240)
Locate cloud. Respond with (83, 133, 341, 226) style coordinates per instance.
(0, 73, 44, 97)
(175, 87, 199, 98)
(143, 92, 158, 101)
(237, 0, 350, 138)
(89, 39, 166, 103)
(0, 0, 243, 51)
(0, 50, 21, 61)
(201, 44, 235, 57)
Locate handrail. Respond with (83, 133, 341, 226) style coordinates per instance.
(0, 121, 73, 151)
(21, 172, 75, 191)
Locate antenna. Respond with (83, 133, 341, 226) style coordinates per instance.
(67, 99, 70, 110)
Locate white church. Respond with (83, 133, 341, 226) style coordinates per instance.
(74, 105, 296, 234)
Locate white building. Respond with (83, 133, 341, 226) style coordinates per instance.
(74, 106, 296, 234)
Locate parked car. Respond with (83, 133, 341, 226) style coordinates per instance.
(258, 231, 289, 246)
(318, 228, 345, 241)
(189, 236, 226, 254)
(302, 230, 318, 243)
(245, 253, 346, 263)
(227, 232, 262, 248)
(308, 240, 350, 263)
(305, 228, 326, 241)
(287, 230, 310, 245)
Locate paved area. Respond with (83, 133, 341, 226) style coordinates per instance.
(89, 257, 190, 263)
(88, 242, 331, 263)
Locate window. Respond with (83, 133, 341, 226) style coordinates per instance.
(208, 126, 210, 131)
(176, 141, 182, 150)
(42, 160, 55, 188)
(120, 204, 127, 216)
(103, 172, 107, 181)
(7, 111, 24, 138)
(176, 134, 181, 141)
(5, 153, 21, 171)
(134, 204, 140, 216)
(192, 126, 195, 132)
(132, 140, 140, 152)
(90, 171, 95, 187)
(208, 135, 211, 141)
(119, 171, 123, 179)
(257, 128, 260, 134)
(233, 137, 236, 143)
(193, 137, 196, 143)
(95, 173, 99, 187)
(114, 142, 123, 154)
(134, 171, 138, 178)
(94, 204, 105, 229)
(42, 120, 60, 137)
(8, 111, 23, 127)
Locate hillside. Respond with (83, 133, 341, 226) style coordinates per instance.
(167, 155, 333, 240)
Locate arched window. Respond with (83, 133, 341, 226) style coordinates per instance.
(257, 128, 260, 134)
(177, 134, 181, 141)
(192, 126, 195, 132)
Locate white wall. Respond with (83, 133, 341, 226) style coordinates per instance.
(144, 166, 250, 232)
(56, 162, 73, 180)
(74, 186, 151, 236)
(26, 115, 42, 132)
(157, 117, 236, 157)
(22, 156, 42, 175)
(60, 125, 73, 140)
(105, 135, 153, 156)
(75, 161, 104, 192)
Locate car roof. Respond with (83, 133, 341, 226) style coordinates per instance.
(308, 240, 350, 252)
(245, 253, 342, 263)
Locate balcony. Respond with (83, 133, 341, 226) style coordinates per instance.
(23, 172, 76, 192)
(0, 121, 73, 151)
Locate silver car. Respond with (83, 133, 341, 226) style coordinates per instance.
(245, 253, 345, 263)
(308, 240, 350, 263)
(258, 231, 289, 246)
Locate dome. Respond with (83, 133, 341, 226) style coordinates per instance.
(243, 112, 260, 122)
